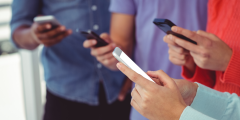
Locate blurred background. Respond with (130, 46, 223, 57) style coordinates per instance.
(0, 0, 46, 120)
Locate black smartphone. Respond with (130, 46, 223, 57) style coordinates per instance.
(81, 30, 109, 47)
(153, 18, 197, 45)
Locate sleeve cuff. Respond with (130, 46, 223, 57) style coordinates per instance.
(190, 83, 228, 119)
(109, 0, 136, 15)
(221, 50, 240, 87)
(10, 20, 33, 49)
(180, 106, 216, 120)
(182, 66, 215, 88)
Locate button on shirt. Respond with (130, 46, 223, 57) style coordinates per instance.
(11, 0, 125, 105)
(110, 0, 208, 119)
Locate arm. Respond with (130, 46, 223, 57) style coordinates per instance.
(188, 83, 240, 120)
(116, 63, 240, 120)
(221, 50, 240, 87)
(83, 0, 135, 70)
(110, 13, 135, 60)
(11, 0, 71, 50)
(181, 66, 216, 88)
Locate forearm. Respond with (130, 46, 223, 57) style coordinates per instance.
(190, 83, 240, 120)
(110, 13, 135, 57)
(13, 26, 40, 50)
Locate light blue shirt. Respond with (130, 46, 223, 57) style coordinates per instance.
(180, 83, 240, 120)
(109, 0, 208, 119)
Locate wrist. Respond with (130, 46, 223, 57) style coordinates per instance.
(189, 83, 198, 105)
(222, 49, 233, 71)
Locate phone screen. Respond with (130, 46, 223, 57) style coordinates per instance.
(117, 50, 155, 83)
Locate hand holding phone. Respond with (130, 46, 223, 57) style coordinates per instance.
(81, 30, 108, 47)
(153, 19, 197, 45)
(83, 33, 118, 70)
(32, 15, 72, 47)
(112, 47, 155, 83)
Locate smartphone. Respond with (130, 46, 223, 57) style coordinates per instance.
(112, 47, 155, 83)
(34, 15, 60, 29)
(153, 18, 197, 45)
(81, 30, 109, 47)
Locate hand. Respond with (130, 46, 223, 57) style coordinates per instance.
(116, 62, 187, 120)
(164, 36, 196, 73)
(118, 78, 132, 101)
(83, 33, 119, 71)
(30, 22, 72, 47)
(166, 26, 232, 71)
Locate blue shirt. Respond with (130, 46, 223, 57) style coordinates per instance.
(110, 0, 208, 119)
(11, 0, 125, 105)
(180, 83, 240, 120)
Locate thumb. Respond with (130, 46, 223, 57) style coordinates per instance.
(100, 33, 112, 43)
(147, 70, 177, 89)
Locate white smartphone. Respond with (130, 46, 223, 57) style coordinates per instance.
(112, 47, 155, 83)
(34, 15, 60, 28)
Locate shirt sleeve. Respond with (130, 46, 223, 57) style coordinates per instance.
(221, 50, 240, 87)
(188, 83, 240, 120)
(109, 0, 136, 15)
(182, 66, 215, 88)
(10, 0, 41, 48)
(180, 106, 216, 120)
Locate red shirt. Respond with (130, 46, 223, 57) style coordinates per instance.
(182, 0, 240, 95)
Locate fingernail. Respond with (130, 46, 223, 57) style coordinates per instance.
(112, 43, 116, 48)
(60, 26, 65, 31)
(92, 40, 97, 44)
(46, 24, 51, 29)
(168, 34, 173, 40)
(172, 27, 177, 32)
(117, 63, 121, 69)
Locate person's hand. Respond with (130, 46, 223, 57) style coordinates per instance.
(118, 78, 132, 101)
(165, 26, 232, 71)
(164, 36, 196, 73)
(30, 22, 72, 47)
(83, 33, 118, 71)
(173, 79, 198, 106)
(116, 62, 187, 120)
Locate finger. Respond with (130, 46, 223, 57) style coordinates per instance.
(169, 34, 202, 54)
(83, 39, 97, 48)
(147, 70, 176, 89)
(100, 33, 111, 43)
(150, 77, 162, 85)
(197, 30, 217, 41)
(131, 98, 142, 115)
(96, 52, 115, 61)
(134, 84, 145, 97)
(168, 44, 188, 55)
(101, 56, 117, 66)
(131, 87, 142, 101)
(35, 23, 52, 33)
(38, 26, 66, 39)
(168, 48, 187, 60)
(163, 35, 178, 46)
(171, 26, 206, 44)
(41, 30, 70, 47)
(91, 43, 116, 56)
(169, 55, 186, 66)
(116, 62, 154, 89)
